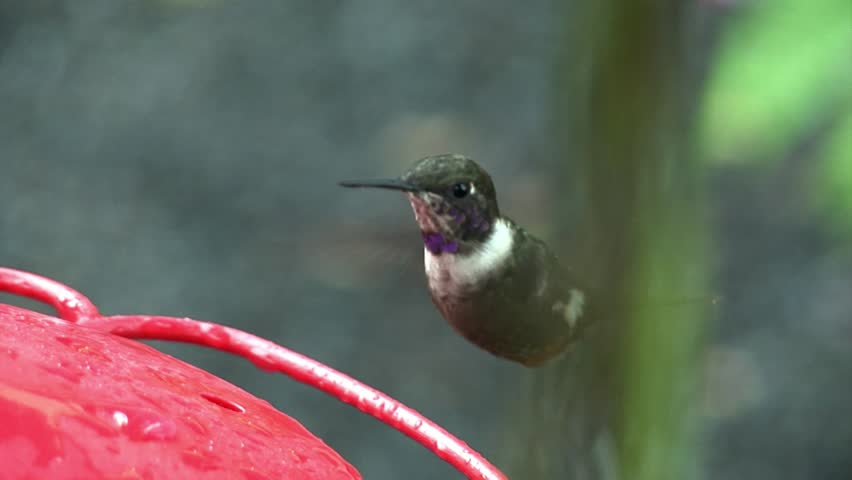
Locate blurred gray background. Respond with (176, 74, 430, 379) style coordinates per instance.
(1, 1, 849, 479)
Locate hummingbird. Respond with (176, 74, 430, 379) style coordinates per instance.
(339, 154, 590, 367)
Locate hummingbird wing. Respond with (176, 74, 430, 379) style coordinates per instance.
(478, 223, 595, 366)
(527, 234, 595, 344)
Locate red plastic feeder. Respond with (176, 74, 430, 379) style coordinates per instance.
(0, 267, 506, 480)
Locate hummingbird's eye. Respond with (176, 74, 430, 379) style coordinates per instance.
(451, 182, 471, 199)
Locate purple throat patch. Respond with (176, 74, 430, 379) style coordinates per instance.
(422, 232, 459, 254)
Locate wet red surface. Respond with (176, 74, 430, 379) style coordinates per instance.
(0, 304, 360, 480)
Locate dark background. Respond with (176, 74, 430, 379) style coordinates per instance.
(1, 1, 849, 479)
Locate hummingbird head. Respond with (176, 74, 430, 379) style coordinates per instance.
(340, 154, 501, 255)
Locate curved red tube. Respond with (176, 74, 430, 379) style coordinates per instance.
(0, 267, 99, 322)
(0, 267, 507, 480)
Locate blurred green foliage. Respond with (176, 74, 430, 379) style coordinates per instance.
(620, 201, 708, 480)
(702, 0, 852, 238)
(700, 0, 851, 163)
(815, 107, 852, 240)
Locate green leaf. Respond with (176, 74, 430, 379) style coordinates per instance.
(700, 0, 852, 163)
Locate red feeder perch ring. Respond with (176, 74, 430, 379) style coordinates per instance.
(0, 267, 508, 480)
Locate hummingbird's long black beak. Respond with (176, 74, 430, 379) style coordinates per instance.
(338, 178, 419, 192)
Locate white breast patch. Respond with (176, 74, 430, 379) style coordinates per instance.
(424, 218, 514, 296)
